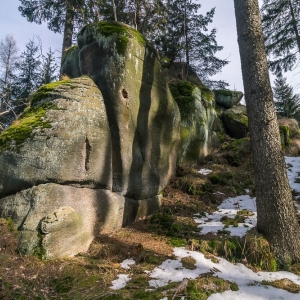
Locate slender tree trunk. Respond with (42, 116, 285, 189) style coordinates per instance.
(234, 0, 300, 264)
(61, 0, 75, 68)
(288, 0, 300, 54)
(183, 0, 189, 79)
(112, 0, 117, 21)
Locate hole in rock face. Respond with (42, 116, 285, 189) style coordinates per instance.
(122, 89, 128, 99)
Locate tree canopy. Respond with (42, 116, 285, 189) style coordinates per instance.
(261, 0, 300, 75)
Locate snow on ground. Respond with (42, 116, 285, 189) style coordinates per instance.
(286, 156, 300, 193)
(151, 247, 300, 300)
(198, 168, 213, 175)
(110, 157, 300, 298)
(120, 258, 135, 269)
(195, 157, 300, 238)
(110, 274, 131, 290)
(110, 259, 135, 290)
(194, 195, 257, 237)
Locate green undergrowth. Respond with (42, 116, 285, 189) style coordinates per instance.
(190, 229, 278, 271)
(150, 210, 199, 246)
(0, 103, 59, 153)
(262, 278, 300, 294)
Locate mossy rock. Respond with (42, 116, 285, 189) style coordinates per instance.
(79, 21, 153, 56)
(225, 137, 251, 166)
(223, 105, 248, 138)
(214, 90, 243, 109)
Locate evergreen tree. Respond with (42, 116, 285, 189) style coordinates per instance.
(273, 74, 300, 121)
(18, 0, 90, 65)
(39, 48, 59, 85)
(0, 35, 20, 130)
(17, 39, 41, 99)
(261, 0, 300, 75)
(234, 0, 300, 263)
(153, 0, 228, 88)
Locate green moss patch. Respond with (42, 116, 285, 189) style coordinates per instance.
(62, 45, 78, 64)
(82, 21, 150, 55)
(30, 79, 72, 106)
(280, 125, 292, 147)
(0, 103, 58, 153)
(200, 85, 214, 102)
(225, 110, 248, 127)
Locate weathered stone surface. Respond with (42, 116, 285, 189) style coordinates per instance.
(0, 183, 126, 257)
(0, 76, 112, 198)
(0, 23, 180, 258)
(225, 137, 251, 166)
(75, 21, 181, 199)
(214, 90, 244, 109)
(0, 182, 162, 258)
(61, 45, 81, 78)
(169, 80, 220, 166)
(278, 118, 300, 156)
(223, 105, 248, 139)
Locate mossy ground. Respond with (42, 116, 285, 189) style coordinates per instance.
(1, 138, 299, 299)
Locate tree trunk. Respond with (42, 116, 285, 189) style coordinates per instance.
(234, 0, 300, 264)
(183, 0, 190, 79)
(288, 0, 300, 55)
(60, 0, 75, 68)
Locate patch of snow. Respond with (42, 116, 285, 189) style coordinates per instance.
(198, 168, 213, 175)
(110, 274, 131, 290)
(244, 189, 250, 194)
(150, 248, 300, 299)
(214, 191, 225, 195)
(120, 258, 135, 269)
(195, 195, 257, 237)
(285, 156, 300, 193)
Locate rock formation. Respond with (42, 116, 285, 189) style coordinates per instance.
(0, 22, 180, 258)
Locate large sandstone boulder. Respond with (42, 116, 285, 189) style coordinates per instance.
(223, 105, 248, 139)
(169, 80, 220, 166)
(67, 21, 181, 199)
(0, 77, 112, 197)
(214, 90, 244, 109)
(0, 22, 180, 258)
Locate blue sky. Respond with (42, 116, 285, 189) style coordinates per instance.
(0, 0, 299, 94)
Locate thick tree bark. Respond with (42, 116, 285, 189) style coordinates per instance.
(288, 0, 300, 55)
(234, 0, 300, 263)
(60, 0, 75, 68)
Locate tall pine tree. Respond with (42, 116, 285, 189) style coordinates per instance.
(39, 48, 59, 85)
(17, 39, 41, 99)
(261, 0, 300, 75)
(273, 74, 300, 121)
(18, 0, 92, 65)
(153, 0, 228, 88)
(0, 35, 20, 130)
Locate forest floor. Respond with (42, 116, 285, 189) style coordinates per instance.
(1, 154, 300, 300)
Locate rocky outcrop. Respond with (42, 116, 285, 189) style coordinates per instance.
(278, 118, 300, 156)
(223, 105, 248, 139)
(0, 77, 112, 197)
(214, 90, 244, 109)
(0, 22, 180, 258)
(67, 21, 180, 199)
(169, 81, 220, 166)
(61, 45, 81, 78)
